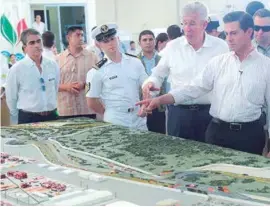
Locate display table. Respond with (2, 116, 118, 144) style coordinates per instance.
(1, 118, 270, 206)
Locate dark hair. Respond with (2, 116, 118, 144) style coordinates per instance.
(138, 30, 155, 41)
(9, 54, 15, 58)
(67, 26, 83, 35)
(253, 8, 270, 18)
(167, 25, 182, 40)
(42, 31, 55, 48)
(155, 33, 169, 50)
(246, 1, 265, 17)
(223, 11, 254, 33)
(130, 41, 135, 45)
(20, 28, 40, 45)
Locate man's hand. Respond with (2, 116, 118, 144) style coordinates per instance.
(136, 98, 161, 117)
(137, 104, 148, 117)
(142, 82, 160, 100)
(74, 82, 85, 91)
(65, 82, 80, 94)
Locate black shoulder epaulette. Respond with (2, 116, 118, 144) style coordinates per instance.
(125, 53, 138, 58)
(94, 58, 108, 69)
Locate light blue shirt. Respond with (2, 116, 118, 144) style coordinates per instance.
(141, 52, 157, 75)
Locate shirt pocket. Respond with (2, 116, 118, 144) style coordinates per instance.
(105, 74, 122, 89)
(46, 74, 56, 92)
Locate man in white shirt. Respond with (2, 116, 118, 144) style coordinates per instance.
(137, 11, 270, 155)
(42, 31, 56, 61)
(86, 23, 148, 130)
(6, 28, 60, 124)
(141, 1, 229, 142)
(32, 15, 46, 35)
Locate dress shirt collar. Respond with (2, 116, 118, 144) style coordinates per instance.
(230, 48, 259, 62)
(183, 33, 213, 48)
(141, 51, 158, 60)
(24, 54, 46, 68)
(103, 53, 129, 66)
(63, 48, 88, 58)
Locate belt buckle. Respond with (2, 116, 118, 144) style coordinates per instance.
(128, 108, 134, 113)
(189, 105, 199, 111)
(230, 123, 242, 131)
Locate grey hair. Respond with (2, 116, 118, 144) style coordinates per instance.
(20, 29, 40, 45)
(182, 1, 209, 21)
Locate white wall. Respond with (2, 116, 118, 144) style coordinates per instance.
(1, 0, 268, 53)
(1, 0, 96, 53)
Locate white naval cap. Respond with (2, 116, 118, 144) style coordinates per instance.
(206, 14, 220, 31)
(208, 14, 219, 23)
(91, 23, 118, 42)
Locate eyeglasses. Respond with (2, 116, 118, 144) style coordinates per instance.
(254, 25, 270, 32)
(40, 78, 46, 91)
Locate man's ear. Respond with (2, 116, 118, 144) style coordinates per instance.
(246, 27, 254, 39)
(203, 20, 208, 30)
(95, 41, 100, 47)
(66, 34, 70, 43)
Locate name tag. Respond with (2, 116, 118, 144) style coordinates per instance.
(48, 78, 55, 81)
(109, 75, 118, 80)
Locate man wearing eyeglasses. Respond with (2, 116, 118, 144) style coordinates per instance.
(5, 29, 60, 124)
(137, 11, 270, 155)
(85, 23, 148, 129)
(253, 9, 270, 57)
(140, 2, 229, 142)
(253, 8, 270, 158)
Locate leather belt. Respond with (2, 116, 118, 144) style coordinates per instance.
(20, 109, 56, 116)
(212, 117, 261, 131)
(112, 107, 137, 113)
(177, 104, 210, 111)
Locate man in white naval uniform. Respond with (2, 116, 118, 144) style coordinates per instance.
(86, 23, 148, 130)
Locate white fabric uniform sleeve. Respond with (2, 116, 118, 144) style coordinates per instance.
(86, 69, 103, 98)
(169, 58, 216, 105)
(5, 66, 19, 117)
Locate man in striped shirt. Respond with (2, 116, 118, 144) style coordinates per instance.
(57, 26, 98, 119)
(137, 11, 270, 155)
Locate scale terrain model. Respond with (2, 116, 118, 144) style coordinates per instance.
(1, 118, 270, 206)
